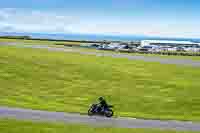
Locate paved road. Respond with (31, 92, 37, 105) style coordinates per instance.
(1, 43, 200, 67)
(0, 107, 200, 131)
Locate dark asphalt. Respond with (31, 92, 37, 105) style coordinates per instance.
(1, 43, 200, 67)
(0, 107, 200, 131)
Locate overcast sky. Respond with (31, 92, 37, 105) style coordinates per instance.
(0, 0, 200, 38)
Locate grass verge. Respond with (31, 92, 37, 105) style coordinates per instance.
(0, 119, 198, 133)
(0, 38, 80, 45)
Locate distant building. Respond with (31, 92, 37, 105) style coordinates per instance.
(141, 40, 199, 47)
(129, 41, 141, 47)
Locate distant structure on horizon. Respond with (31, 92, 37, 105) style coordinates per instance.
(141, 40, 200, 47)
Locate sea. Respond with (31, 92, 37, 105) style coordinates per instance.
(0, 32, 200, 42)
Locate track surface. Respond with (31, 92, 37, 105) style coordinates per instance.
(1, 43, 200, 67)
(0, 107, 200, 131)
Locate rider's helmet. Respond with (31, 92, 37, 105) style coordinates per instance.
(98, 96, 104, 102)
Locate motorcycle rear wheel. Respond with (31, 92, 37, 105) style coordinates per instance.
(88, 108, 94, 116)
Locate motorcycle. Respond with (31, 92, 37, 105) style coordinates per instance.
(88, 104, 114, 117)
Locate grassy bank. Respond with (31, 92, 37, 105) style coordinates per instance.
(0, 46, 200, 121)
(0, 38, 80, 45)
(0, 119, 198, 133)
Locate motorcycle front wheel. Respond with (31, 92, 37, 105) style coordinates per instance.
(105, 109, 114, 117)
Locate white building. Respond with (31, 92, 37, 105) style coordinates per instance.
(141, 40, 200, 47)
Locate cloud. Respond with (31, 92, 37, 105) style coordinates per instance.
(71, 20, 200, 38)
(0, 8, 80, 33)
(0, 8, 200, 38)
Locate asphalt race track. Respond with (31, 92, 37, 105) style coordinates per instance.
(1, 42, 200, 67)
(0, 107, 200, 131)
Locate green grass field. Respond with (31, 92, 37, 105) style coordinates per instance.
(0, 38, 80, 45)
(0, 46, 200, 121)
(0, 119, 198, 133)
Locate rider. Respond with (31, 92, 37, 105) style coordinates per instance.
(98, 97, 109, 111)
